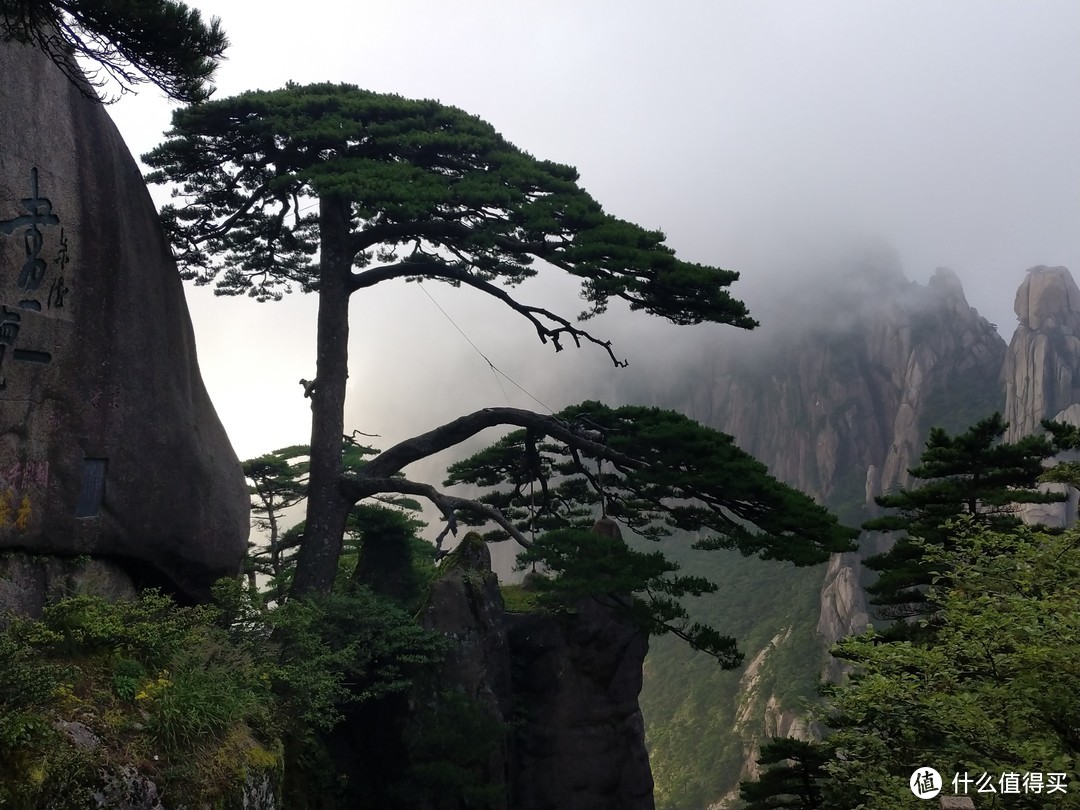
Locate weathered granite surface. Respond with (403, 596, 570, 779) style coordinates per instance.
(0, 551, 135, 621)
(0, 37, 248, 601)
(418, 534, 513, 809)
(667, 260, 1006, 647)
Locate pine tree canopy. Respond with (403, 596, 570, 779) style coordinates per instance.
(0, 0, 227, 102)
(145, 82, 769, 595)
(144, 82, 755, 357)
(738, 737, 827, 810)
(438, 402, 855, 663)
(825, 520, 1080, 809)
(444, 401, 857, 566)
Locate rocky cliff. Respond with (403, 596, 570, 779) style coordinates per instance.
(678, 260, 1005, 514)
(1001, 265, 1080, 530)
(1004, 265, 1080, 441)
(631, 253, 1010, 809)
(0, 37, 248, 604)
(418, 532, 654, 810)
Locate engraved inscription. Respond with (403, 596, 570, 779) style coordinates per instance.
(0, 169, 68, 390)
(0, 168, 60, 294)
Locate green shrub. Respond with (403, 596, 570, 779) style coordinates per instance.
(110, 657, 146, 701)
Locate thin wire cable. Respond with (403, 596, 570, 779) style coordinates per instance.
(418, 281, 509, 405)
(417, 281, 554, 414)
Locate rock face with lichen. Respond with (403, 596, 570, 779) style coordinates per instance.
(508, 596, 653, 810)
(0, 37, 247, 603)
(418, 534, 513, 808)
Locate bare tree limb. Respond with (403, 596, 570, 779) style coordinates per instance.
(345, 475, 533, 549)
(333, 407, 647, 551)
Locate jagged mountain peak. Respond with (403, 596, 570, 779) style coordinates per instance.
(656, 263, 1005, 506)
(926, 266, 968, 311)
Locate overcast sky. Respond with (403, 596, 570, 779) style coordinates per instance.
(105, 1, 1080, 475)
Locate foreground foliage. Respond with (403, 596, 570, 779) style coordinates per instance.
(824, 520, 1080, 809)
(735, 522, 1080, 810)
(0, 582, 447, 808)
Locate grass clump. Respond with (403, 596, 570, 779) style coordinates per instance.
(499, 583, 541, 614)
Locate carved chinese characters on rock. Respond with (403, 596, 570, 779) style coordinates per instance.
(0, 167, 70, 392)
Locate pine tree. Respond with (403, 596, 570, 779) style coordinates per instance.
(738, 737, 828, 810)
(862, 412, 1062, 625)
(144, 82, 764, 596)
(447, 401, 858, 662)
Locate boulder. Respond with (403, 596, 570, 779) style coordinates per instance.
(416, 530, 655, 810)
(417, 532, 513, 809)
(0, 37, 248, 601)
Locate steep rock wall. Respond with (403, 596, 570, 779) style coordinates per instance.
(0, 37, 248, 601)
(685, 264, 1005, 514)
(418, 534, 654, 810)
(1004, 265, 1080, 441)
(666, 262, 1005, 648)
(1003, 266, 1080, 528)
(508, 598, 653, 810)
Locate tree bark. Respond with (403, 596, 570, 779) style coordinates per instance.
(290, 194, 354, 596)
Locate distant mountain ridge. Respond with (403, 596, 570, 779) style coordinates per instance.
(632, 260, 1080, 809)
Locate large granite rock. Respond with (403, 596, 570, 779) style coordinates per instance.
(418, 533, 513, 809)
(0, 37, 248, 601)
(415, 531, 654, 810)
(1004, 266, 1080, 441)
(508, 598, 654, 810)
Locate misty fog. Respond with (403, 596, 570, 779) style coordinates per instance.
(101, 2, 1080, 555)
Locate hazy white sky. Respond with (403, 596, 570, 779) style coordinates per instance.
(105, 1, 1080, 470)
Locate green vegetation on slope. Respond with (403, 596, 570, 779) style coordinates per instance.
(638, 534, 827, 810)
(825, 520, 1080, 809)
(0, 580, 449, 808)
